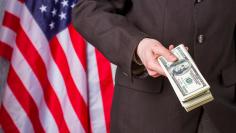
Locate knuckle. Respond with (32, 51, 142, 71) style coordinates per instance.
(152, 47, 159, 54)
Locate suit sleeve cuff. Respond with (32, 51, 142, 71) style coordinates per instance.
(117, 32, 149, 78)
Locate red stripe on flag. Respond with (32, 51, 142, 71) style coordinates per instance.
(49, 37, 90, 133)
(0, 106, 20, 133)
(7, 66, 45, 133)
(95, 50, 114, 133)
(2, 12, 70, 133)
(68, 25, 87, 71)
(0, 41, 13, 60)
(3, 12, 20, 33)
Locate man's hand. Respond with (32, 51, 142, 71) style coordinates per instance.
(137, 38, 177, 78)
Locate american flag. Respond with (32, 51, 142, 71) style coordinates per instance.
(0, 0, 115, 132)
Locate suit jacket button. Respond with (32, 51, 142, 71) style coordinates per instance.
(196, 0, 203, 4)
(197, 34, 205, 44)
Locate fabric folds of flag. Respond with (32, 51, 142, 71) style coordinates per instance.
(0, 0, 115, 133)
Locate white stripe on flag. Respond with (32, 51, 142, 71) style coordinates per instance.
(0, 26, 16, 47)
(2, 85, 34, 133)
(4, 1, 86, 132)
(12, 47, 59, 133)
(57, 29, 88, 103)
(87, 43, 107, 133)
(3, 0, 22, 18)
(19, 5, 85, 133)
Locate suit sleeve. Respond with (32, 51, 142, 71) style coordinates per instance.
(72, 0, 149, 77)
(235, 24, 236, 58)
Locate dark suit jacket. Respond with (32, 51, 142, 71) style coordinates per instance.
(72, 0, 236, 132)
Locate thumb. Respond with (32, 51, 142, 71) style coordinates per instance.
(153, 45, 177, 62)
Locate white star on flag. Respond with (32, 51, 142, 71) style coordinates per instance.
(51, 8, 57, 17)
(59, 12, 66, 20)
(0, 0, 115, 133)
(49, 22, 55, 30)
(39, 5, 47, 13)
(61, 0, 69, 7)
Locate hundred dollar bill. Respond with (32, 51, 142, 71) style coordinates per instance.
(182, 90, 214, 112)
(157, 44, 214, 111)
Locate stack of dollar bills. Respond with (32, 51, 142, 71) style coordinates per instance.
(158, 44, 214, 112)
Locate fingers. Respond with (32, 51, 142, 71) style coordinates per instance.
(145, 59, 166, 77)
(137, 38, 188, 78)
(152, 45, 177, 62)
(147, 69, 161, 78)
(146, 44, 189, 78)
(169, 45, 174, 50)
(169, 45, 189, 51)
(146, 43, 175, 77)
